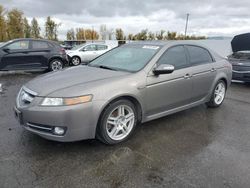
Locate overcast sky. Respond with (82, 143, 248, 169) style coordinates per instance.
(1, 0, 250, 40)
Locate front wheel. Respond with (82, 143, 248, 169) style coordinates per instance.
(97, 99, 137, 145)
(206, 80, 226, 108)
(49, 59, 63, 71)
(71, 56, 81, 66)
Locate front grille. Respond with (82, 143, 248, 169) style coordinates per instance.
(17, 87, 37, 107)
(232, 65, 250, 72)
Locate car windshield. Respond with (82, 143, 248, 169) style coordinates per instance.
(71, 44, 86, 50)
(89, 44, 161, 72)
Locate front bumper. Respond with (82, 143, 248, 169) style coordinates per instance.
(14, 101, 103, 142)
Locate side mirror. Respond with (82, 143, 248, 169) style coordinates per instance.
(153, 64, 175, 75)
(3, 47, 10, 52)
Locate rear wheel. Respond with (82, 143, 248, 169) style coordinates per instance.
(97, 99, 137, 145)
(71, 56, 81, 66)
(206, 80, 226, 108)
(49, 59, 63, 71)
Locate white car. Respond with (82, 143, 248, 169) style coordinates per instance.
(66, 43, 113, 66)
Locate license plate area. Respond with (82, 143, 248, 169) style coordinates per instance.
(14, 107, 24, 125)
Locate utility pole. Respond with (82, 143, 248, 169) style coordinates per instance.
(184, 13, 189, 39)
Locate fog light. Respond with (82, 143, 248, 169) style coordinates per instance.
(54, 127, 65, 135)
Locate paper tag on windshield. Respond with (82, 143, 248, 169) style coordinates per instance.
(142, 45, 159, 50)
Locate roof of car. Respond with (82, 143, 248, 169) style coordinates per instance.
(123, 40, 209, 47)
(124, 40, 215, 50)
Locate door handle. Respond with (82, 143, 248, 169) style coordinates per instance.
(210, 68, 216, 72)
(183, 74, 192, 79)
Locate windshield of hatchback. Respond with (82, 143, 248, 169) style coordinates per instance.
(89, 44, 161, 72)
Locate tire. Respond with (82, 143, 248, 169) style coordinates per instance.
(49, 59, 64, 71)
(206, 80, 226, 108)
(97, 99, 138, 145)
(71, 56, 81, 66)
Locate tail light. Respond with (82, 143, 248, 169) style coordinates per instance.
(60, 48, 66, 55)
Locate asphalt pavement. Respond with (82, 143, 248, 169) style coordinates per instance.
(0, 71, 250, 188)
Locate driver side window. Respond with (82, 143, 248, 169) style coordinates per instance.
(7, 41, 29, 50)
(158, 46, 188, 69)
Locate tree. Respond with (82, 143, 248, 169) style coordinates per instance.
(66, 28, 75, 40)
(107, 28, 114, 40)
(128, 34, 134, 40)
(148, 31, 155, 40)
(134, 29, 148, 40)
(44, 16, 60, 41)
(156, 30, 165, 40)
(23, 17, 31, 38)
(76, 28, 85, 40)
(31, 18, 40, 38)
(0, 5, 7, 41)
(100, 24, 107, 40)
(115, 28, 125, 40)
(6, 8, 24, 39)
(166, 31, 177, 40)
(84, 29, 99, 40)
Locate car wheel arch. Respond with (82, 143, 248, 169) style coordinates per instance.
(49, 56, 64, 64)
(72, 55, 81, 61)
(94, 95, 143, 137)
(207, 75, 228, 102)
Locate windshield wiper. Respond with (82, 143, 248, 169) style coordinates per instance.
(98, 65, 117, 71)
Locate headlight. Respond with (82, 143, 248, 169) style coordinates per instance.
(41, 95, 92, 106)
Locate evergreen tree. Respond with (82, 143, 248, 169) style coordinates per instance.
(31, 17, 41, 38)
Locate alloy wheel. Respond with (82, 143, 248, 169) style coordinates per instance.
(214, 82, 226, 105)
(72, 57, 80, 66)
(106, 105, 135, 141)
(51, 60, 63, 71)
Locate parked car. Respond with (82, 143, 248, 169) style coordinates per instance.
(66, 43, 112, 66)
(0, 38, 68, 71)
(228, 33, 250, 82)
(14, 41, 232, 145)
(60, 44, 73, 50)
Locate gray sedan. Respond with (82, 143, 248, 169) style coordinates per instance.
(14, 41, 232, 145)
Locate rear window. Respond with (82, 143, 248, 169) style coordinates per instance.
(97, 45, 108, 50)
(186, 46, 213, 65)
(32, 41, 49, 49)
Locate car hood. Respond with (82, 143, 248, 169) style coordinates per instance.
(25, 66, 129, 97)
(231, 33, 250, 52)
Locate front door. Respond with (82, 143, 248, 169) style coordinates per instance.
(145, 45, 193, 117)
(80, 44, 97, 62)
(1, 40, 31, 70)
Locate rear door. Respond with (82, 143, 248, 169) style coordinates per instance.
(29, 40, 51, 69)
(185, 45, 216, 101)
(0, 40, 31, 70)
(146, 45, 193, 116)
